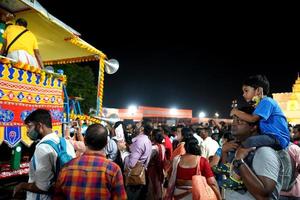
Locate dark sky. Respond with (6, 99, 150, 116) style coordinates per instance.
(38, 1, 299, 118)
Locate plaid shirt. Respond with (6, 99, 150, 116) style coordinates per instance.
(53, 152, 127, 200)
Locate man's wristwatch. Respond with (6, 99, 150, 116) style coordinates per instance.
(233, 159, 245, 169)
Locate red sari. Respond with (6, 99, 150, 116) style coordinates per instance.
(147, 144, 166, 200)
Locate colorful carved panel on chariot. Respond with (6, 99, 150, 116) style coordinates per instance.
(0, 62, 65, 147)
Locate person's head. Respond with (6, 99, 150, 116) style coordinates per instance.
(124, 131, 133, 145)
(161, 125, 171, 137)
(175, 124, 184, 141)
(84, 124, 108, 151)
(132, 121, 143, 136)
(208, 119, 217, 127)
(197, 127, 211, 140)
(15, 18, 27, 27)
(143, 124, 153, 136)
(211, 133, 219, 142)
(220, 131, 234, 145)
(231, 106, 258, 141)
(151, 129, 164, 144)
(242, 75, 270, 103)
(288, 124, 294, 141)
(24, 109, 52, 141)
(170, 126, 177, 137)
(219, 121, 226, 127)
(181, 127, 194, 143)
(125, 123, 133, 134)
(293, 124, 300, 140)
(184, 136, 201, 155)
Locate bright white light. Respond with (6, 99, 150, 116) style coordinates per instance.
(215, 112, 219, 118)
(199, 111, 206, 118)
(128, 105, 137, 115)
(170, 108, 178, 115)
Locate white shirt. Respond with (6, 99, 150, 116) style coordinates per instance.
(200, 136, 219, 159)
(105, 137, 119, 161)
(193, 133, 203, 146)
(27, 132, 75, 200)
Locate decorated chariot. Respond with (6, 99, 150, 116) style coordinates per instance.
(0, 0, 117, 192)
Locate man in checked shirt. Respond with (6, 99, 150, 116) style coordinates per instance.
(53, 124, 127, 200)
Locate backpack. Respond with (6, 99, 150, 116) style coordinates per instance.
(278, 148, 297, 191)
(39, 137, 73, 180)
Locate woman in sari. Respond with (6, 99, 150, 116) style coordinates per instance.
(165, 135, 221, 200)
(170, 127, 192, 162)
(147, 129, 166, 200)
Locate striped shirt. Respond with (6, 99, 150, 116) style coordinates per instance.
(53, 152, 127, 200)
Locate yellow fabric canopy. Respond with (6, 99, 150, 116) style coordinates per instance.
(1, 0, 106, 64)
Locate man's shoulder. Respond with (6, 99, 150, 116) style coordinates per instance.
(37, 133, 58, 145)
(135, 134, 151, 145)
(4, 24, 16, 31)
(88, 156, 121, 175)
(26, 30, 36, 37)
(76, 155, 121, 175)
(5, 25, 26, 33)
(256, 146, 276, 152)
(253, 147, 280, 168)
(253, 147, 281, 172)
(75, 154, 120, 168)
(204, 137, 219, 146)
(254, 146, 278, 158)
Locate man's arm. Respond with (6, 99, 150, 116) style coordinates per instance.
(34, 49, 44, 69)
(231, 108, 260, 123)
(14, 182, 48, 196)
(236, 147, 277, 199)
(239, 163, 276, 199)
(0, 38, 7, 55)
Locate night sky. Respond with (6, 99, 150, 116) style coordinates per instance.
(38, 1, 299, 118)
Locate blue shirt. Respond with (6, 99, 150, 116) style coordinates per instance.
(253, 97, 290, 148)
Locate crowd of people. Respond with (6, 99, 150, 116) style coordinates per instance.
(10, 74, 300, 200)
(11, 111, 300, 199)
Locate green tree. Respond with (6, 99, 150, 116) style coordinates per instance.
(53, 64, 97, 114)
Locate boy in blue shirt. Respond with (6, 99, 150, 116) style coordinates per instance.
(221, 74, 290, 189)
